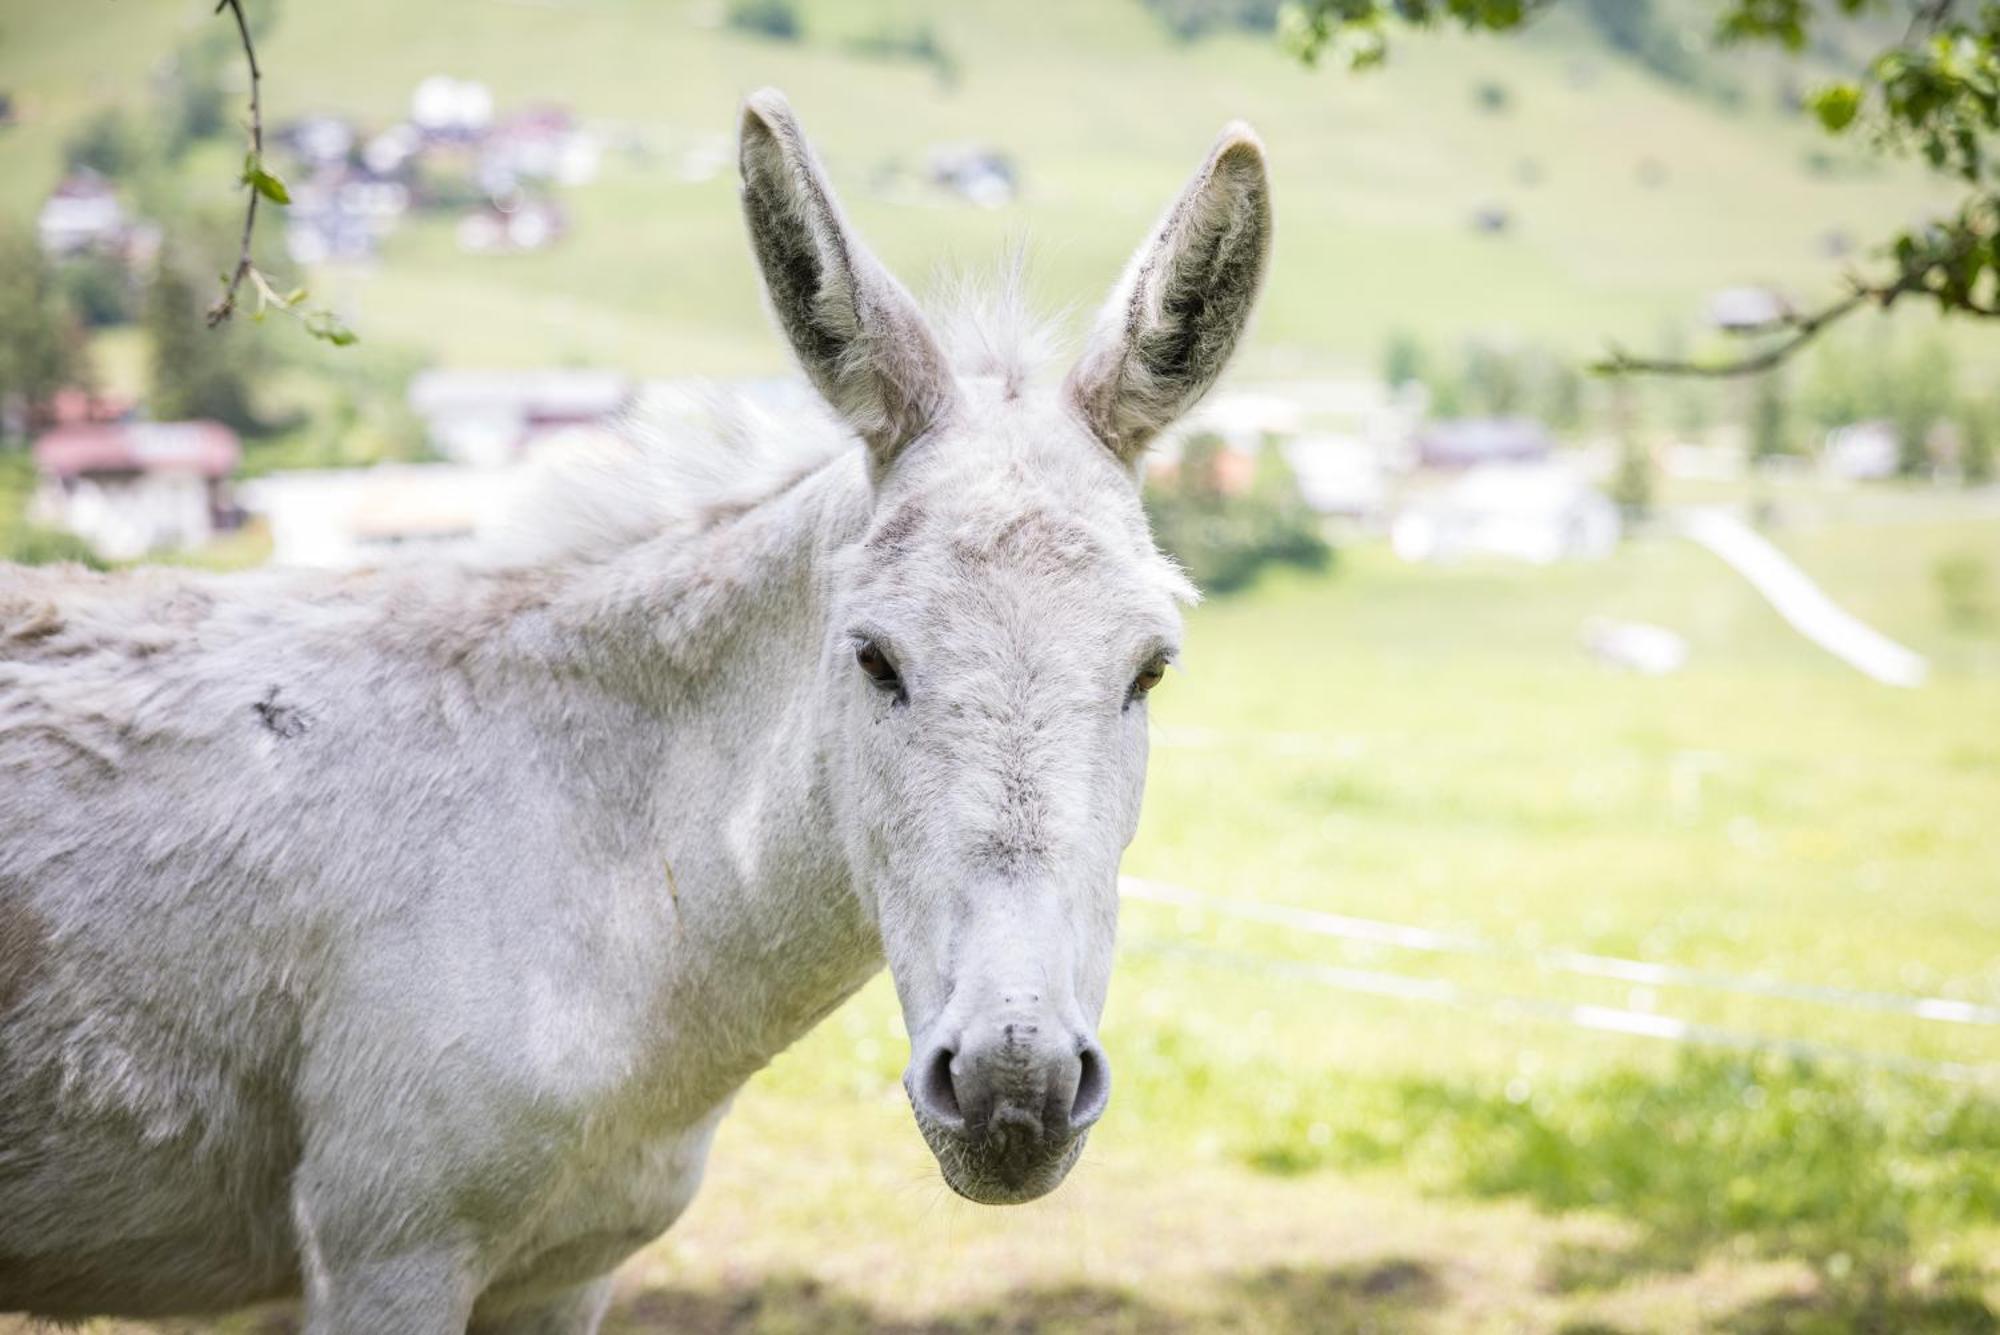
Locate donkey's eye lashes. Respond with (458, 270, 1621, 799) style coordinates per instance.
(854, 639, 905, 698)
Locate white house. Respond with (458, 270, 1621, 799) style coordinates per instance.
(31, 421, 241, 559)
(1391, 461, 1620, 565)
(407, 368, 632, 466)
(243, 463, 523, 569)
(1822, 421, 1900, 480)
(37, 172, 125, 256)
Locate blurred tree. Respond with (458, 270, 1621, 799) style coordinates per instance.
(1885, 334, 1956, 475)
(59, 254, 140, 329)
(1933, 550, 1993, 625)
(1965, 402, 1995, 484)
(0, 227, 88, 441)
(1143, 0, 1286, 40)
(1668, 376, 1716, 442)
(62, 107, 148, 179)
(1801, 332, 1870, 431)
(1381, 329, 1428, 386)
(1536, 351, 1585, 433)
(1460, 338, 1527, 415)
(159, 23, 238, 158)
(147, 244, 264, 434)
(1610, 431, 1654, 519)
(1282, 0, 2000, 377)
(1144, 433, 1331, 594)
(1472, 78, 1511, 112)
(726, 0, 803, 41)
(1748, 371, 1793, 463)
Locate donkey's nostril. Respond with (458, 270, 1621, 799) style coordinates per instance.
(914, 1045, 964, 1129)
(1069, 1042, 1110, 1132)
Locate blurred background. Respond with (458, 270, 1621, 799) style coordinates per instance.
(2, 0, 1998, 1331)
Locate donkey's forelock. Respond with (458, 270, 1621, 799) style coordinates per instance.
(492, 271, 1072, 571)
(932, 257, 1065, 401)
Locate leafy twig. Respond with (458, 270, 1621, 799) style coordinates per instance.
(206, 0, 262, 328)
(204, 0, 355, 345)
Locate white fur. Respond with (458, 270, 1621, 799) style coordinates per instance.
(0, 90, 1265, 1332)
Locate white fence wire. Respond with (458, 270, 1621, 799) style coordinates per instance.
(1118, 877, 2000, 1086)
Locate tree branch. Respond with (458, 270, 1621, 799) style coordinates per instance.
(1591, 287, 1882, 379)
(206, 0, 261, 328)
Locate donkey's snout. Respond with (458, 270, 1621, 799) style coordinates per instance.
(907, 1028, 1109, 1142)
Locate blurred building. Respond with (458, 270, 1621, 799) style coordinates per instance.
(1391, 462, 1619, 564)
(408, 368, 632, 466)
(36, 170, 158, 267)
(925, 144, 1017, 208)
(1150, 380, 1421, 519)
(411, 75, 494, 139)
(286, 165, 411, 265)
(1412, 417, 1552, 470)
(456, 197, 567, 254)
(31, 420, 241, 559)
(244, 464, 520, 569)
(483, 105, 601, 191)
(1821, 421, 1899, 480)
(36, 170, 123, 255)
(1707, 285, 1791, 331)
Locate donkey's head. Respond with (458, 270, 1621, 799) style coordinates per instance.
(738, 90, 1270, 1203)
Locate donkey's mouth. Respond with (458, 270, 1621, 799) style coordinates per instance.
(911, 1108, 1091, 1205)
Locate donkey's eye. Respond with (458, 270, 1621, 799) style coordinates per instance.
(1129, 654, 1169, 704)
(855, 640, 903, 696)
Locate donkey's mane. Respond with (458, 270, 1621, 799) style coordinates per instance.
(494, 276, 1064, 568)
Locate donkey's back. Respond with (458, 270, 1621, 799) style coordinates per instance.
(0, 560, 584, 1317)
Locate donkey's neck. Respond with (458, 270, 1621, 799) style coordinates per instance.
(477, 448, 884, 1114)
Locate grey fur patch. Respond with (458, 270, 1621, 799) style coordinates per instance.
(0, 892, 48, 1016)
(252, 687, 311, 740)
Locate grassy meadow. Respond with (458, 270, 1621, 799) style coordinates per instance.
(11, 484, 1996, 1335)
(639, 485, 2000, 1334)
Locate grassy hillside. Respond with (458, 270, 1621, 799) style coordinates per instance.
(0, 0, 1970, 381)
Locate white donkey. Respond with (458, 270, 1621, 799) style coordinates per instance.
(0, 91, 1270, 1332)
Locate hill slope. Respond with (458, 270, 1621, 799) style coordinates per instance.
(0, 0, 1964, 377)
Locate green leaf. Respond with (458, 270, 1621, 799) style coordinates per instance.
(249, 167, 291, 205)
(1810, 83, 1862, 133)
(238, 153, 291, 204)
(305, 310, 359, 346)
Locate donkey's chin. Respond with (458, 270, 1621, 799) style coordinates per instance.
(912, 1111, 1090, 1205)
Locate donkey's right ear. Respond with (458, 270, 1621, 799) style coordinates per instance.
(738, 89, 957, 473)
(1065, 124, 1272, 465)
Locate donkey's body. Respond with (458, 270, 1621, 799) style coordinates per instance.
(1, 90, 1270, 1331)
(1, 445, 882, 1324)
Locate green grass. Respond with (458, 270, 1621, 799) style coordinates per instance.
(5, 498, 1997, 1335)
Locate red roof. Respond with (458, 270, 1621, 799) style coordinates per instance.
(33, 421, 240, 479)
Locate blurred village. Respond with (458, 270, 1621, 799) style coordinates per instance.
(2, 51, 1993, 691)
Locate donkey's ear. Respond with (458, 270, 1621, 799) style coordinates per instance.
(1065, 124, 1272, 464)
(739, 89, 957, 472)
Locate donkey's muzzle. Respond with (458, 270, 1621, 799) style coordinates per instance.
(905, 1013, 1108, 1201)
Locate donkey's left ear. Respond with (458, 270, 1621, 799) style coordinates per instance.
(1065, 124, 1272, 464)
(739, 89, 958, 473)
